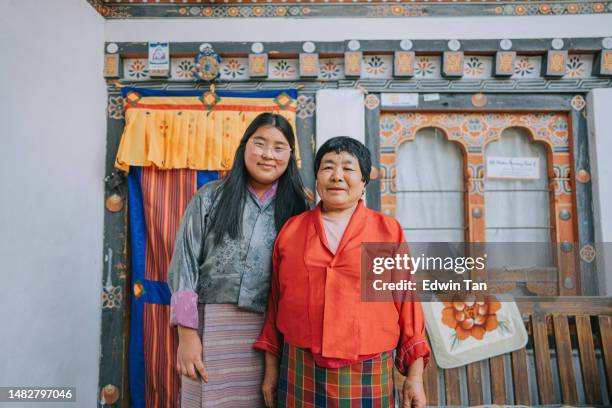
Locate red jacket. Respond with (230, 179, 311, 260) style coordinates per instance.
(253, 200, 431, 375)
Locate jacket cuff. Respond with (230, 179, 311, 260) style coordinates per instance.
(253, 340, 281, 357)
(395, 339, 432, 376)
(170, 290, 199, 329)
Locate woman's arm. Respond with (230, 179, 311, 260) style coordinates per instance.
(168, 193, 206, 329)
(391, 223, 431, 407)
(394, 283, 430, 408)
(402, 357, 426, 408)
(254, 241, 283, 407)
(262, 351, 280, 408)
(253, 240, 283, 356)
(167, 192, 208, 380)
(394, 296, 431, 376)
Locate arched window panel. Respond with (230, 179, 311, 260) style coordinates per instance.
(396, 127, 465, 248)
(484, 127, 553, 268)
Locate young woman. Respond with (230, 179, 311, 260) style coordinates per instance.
(168, 112, 309, 407)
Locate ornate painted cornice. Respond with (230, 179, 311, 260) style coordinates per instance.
(88, 0, 612, 18)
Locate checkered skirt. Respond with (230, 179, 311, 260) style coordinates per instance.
(278, 343, 395, 408)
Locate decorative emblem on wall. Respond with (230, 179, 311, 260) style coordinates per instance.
(580, 244, 596, 263)
(105, 194, 124, 212)
(394, 51, 415, 77)
(125, 91, 141, 106)
(274, 92, 293, 110)
(100, 384, 119, 405)
(576, 168, 591, 183)
(103, 54, 121, 79)
(193, 45, 220, 81)
(296, 95, 315, 119)
(495, 51, 515, 76)
(344, 51, 363, 77)
(102, 248, 123, 310)
(443, 51, 464, 77)
(199, 89, 221, 110)
(107, 96, 125, 120)
(571, 95, 586, 111)
(249, 53, 269, 77)
(471, 93, 487, 107)
(364, 94, 380, 110)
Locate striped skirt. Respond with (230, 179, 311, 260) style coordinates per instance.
(278, 343, 395, 408)
(181, 303, 266, 408)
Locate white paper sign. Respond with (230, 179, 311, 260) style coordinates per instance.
(381, 93, 418, 108)
(486, 156, 540, 180)
(148, 42, 169, 76)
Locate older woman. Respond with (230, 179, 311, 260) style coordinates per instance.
(254, 137, 431, 408)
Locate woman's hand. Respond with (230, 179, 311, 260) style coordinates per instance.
(262, 351, 280, 407)
(401, 375, 426, 408)
(401, 357, 426, 408)
(176, 325, 208, 382)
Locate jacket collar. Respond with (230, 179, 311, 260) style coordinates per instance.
(312, 199, 367, 257)
(247, 181, 278, 210)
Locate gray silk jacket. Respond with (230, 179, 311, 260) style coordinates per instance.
(167, 179, 277, 319)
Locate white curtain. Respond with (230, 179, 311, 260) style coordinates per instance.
(396, 128, 465, 257)
(484, 128, 552, 267)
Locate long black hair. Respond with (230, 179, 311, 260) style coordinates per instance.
(208, 113, 309, 245)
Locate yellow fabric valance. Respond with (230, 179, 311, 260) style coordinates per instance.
(114, 90, 300, 172)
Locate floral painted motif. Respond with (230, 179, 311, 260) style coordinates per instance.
(318, 59, 343, 79)
(514, 57, 535, 77)
(571, 95, 586, 111)
(296, 95, 315, 119)
(102, 286, 123, 309)
(107, 96, 125, 120)
(364, 56, 388, 76)
(127, 59, 149, 79)
(414, 56, 437, 77)
(133, 281, 145, 299)
(272, 60, 297, 78)
(274, 92, 293, 110)
(199, 91, 221, 110)
(464, 56, 485, 76)
(441, 296, 507, 348)
(565, 55, 585, 77)
(125, 91, 142, 106)
(365, 94, 380, 110)
(175, 59, 194, 79)
(563, 54, 595, 78)
(221, 59, 247, 79)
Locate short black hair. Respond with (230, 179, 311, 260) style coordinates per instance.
(314, 136, 372, 185)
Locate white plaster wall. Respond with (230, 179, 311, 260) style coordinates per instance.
(105, 14, 612, 42)
(587, 89, 612, 296)
(0, 0, 106, 406)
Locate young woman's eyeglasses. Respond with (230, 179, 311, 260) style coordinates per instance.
(250, 139, 292, 158)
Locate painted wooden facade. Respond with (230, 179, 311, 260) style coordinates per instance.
(100, 38, 608, 406)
